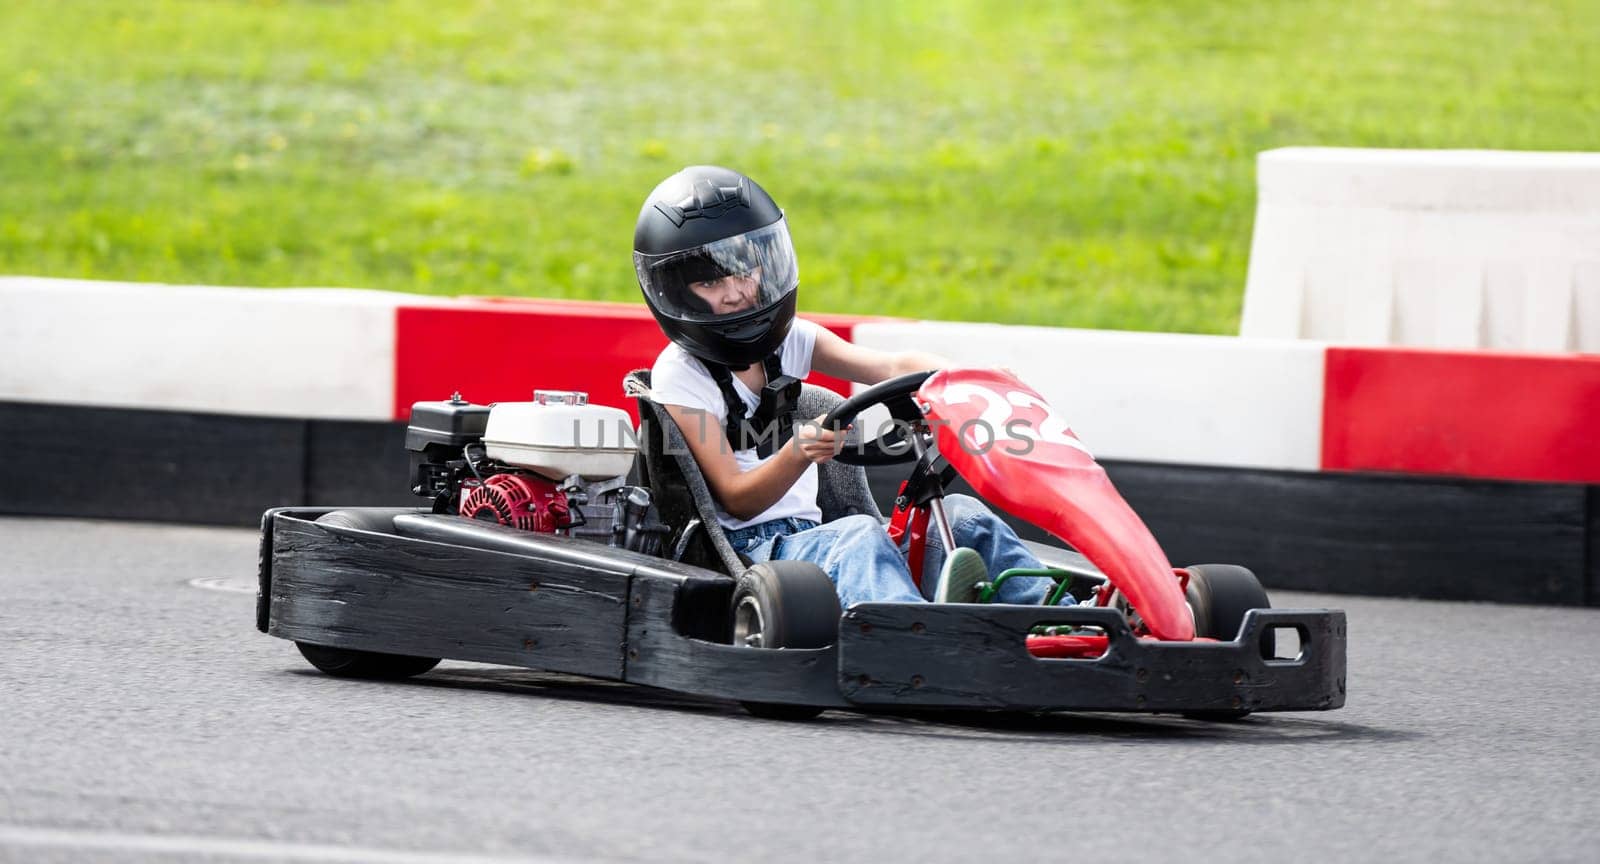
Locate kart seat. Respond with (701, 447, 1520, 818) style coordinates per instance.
(625, 369, 883, 578)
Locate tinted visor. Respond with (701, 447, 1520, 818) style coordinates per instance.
(634, 218, 798, 322)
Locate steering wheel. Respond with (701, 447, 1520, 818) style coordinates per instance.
(820, 370, 935, 466)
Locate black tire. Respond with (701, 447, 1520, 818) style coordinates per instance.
(731, 561, 840, 721)
(731, 561, 841, 650)
(1183, 563, 1271, 721)
(295, 642, 441, 680)
(1186, 564, 1273, 648)
(301, 510, 439, 679)
(314, 508, 412, 533)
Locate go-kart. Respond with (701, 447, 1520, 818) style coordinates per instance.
(257, 369, 1346, 721)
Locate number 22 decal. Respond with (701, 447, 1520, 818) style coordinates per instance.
(938, 382, 1093, 458)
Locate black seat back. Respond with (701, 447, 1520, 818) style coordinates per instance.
(626, 370, 884, 578)
(628, 369, 745, 576)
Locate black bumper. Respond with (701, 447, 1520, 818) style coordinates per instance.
(835, 603, 1346, 713)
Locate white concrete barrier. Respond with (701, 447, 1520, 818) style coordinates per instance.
(0, 277, 419, 420)
(852, 321, 1326, 472)
(1241, 148, 1600, 353)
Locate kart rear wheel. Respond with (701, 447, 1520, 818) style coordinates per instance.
(298, 511, 440, 679)
(1183, 564, 1271, 722)
(295, 642, 441, 680)
(314, 508, 411, 534)
(731, 561, 840, 721)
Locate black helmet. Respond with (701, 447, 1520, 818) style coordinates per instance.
(633, 165, 798, 368)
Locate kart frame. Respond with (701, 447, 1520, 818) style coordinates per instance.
(259, 506, 1348, 715)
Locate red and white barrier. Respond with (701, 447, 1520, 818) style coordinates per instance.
(851, 322, 1328, 472)
(5, 276, 1595, 485)
(0, 277, 864, 423)
(391, 297, 864, 422)
(852, 321, 1600, 484)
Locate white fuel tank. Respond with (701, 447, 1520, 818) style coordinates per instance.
(482, 390, 637, 481)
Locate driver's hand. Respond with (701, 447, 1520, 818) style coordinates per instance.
(793, 413, 845, 465)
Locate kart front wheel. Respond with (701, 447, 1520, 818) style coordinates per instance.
(295, 642, 441, 680)
(1183, 564, 1271, 721)
(730, 561, 840, 721)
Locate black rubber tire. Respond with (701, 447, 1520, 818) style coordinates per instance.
(731, 561, 840, 721)
(314, 508, 412, 533)
(301, 510, 440, 679)
(1186, 564, 1273, 647)
(731, 561, 841, 650)
(295, 642, 441, 679)
(1183, 563, 1271, 721)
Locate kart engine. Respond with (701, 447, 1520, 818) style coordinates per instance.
(404, 391, 669, 556)
(459, 473, 569, 533)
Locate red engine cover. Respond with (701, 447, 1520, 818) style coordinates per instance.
(459, 473, 570, 533)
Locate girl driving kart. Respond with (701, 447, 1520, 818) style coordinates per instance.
(634, 165, 1072, 608)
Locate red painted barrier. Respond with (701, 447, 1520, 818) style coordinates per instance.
(1322, 346, 1600, 484)
(394, 297, 867, 422)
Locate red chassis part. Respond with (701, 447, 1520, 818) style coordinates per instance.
(885, 481, 932, 590)
(1025, 633, 1110, 659)
(1025, 629, 1218, 660)
(1024, 569, 1194, 658)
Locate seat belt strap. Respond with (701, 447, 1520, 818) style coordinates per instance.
(704, 354, 801, 458)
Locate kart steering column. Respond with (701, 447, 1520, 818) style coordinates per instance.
(907, 427, 959, 561)
(884, 424, 959, 588)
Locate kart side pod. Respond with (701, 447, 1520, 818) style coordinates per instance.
(260, 509, 1347, 717)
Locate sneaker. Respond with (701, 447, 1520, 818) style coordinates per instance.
(935, 547, 988, 604)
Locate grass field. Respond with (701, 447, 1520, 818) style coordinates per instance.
(2, 1, 1596, 333)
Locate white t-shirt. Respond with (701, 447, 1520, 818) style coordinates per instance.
(650, 318, 822, 531)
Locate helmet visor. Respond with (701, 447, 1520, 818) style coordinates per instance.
(634, 218, 798, 323)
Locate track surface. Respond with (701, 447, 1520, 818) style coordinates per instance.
(2, 517, 1596, 863)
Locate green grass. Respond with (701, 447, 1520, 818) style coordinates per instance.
(2, 0, 1596, 333)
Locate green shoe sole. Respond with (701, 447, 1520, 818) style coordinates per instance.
(935, 547, 988, 604)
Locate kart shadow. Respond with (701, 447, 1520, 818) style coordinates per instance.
(293, 665, 748, 716)
(311, 665, 1409, 747)
(830, 708, 1417, 747)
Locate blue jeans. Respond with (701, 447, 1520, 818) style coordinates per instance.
(723, 494, 1063, 608)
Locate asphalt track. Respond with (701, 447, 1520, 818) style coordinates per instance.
(2, 517, 1596, 864)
